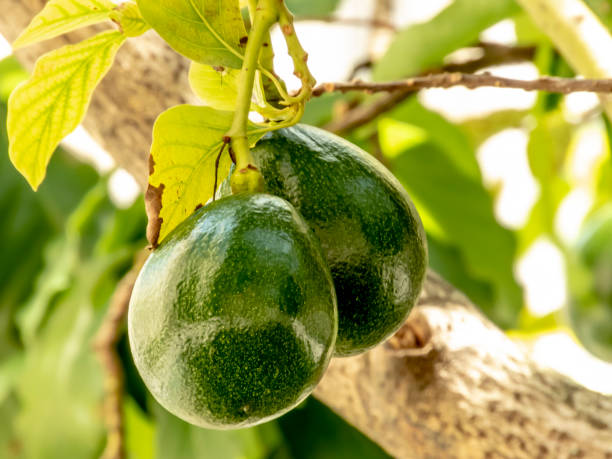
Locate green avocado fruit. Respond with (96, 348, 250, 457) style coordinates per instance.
(128, 193, 337, 429)
(248, 125, 428, 356)
(569, 204, 612, 362)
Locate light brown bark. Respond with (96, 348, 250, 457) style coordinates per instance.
(316, 272, 612, 458)
(2, 3, 612, 458)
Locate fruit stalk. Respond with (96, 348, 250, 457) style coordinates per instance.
(227, 0, 278, 193)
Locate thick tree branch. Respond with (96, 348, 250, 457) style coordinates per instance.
(315, 271, 612, 458)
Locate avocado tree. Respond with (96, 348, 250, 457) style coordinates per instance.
(1, 0, 612, 458)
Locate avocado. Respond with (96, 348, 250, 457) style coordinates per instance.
(249, 125, 428, 356)
(128, 193, 337, 428)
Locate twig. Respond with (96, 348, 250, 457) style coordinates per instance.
(314, 73, 612, 97)
(93, 251, 148, 459)
(320, 72, 612, 133)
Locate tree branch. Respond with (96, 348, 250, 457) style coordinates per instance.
(315, 271, 612, 458)
(326, 42, 536, 134)
(313, 73, 612, 97)
(93, 251, 148, 459)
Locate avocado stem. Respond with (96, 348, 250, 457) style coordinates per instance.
(226, 0, 278, 186)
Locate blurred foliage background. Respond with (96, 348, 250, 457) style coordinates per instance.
(2, 0, 612, 457)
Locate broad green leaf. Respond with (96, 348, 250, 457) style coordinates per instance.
(373, 0, 520, 80)
(154, 401, 286, 459)
(137, 0, 247, 68)
(459, 110, 529, 148)
(426, 235, 497, 314)
(285, 0, 341, 16)
(15, 236, 78, 345)
(380, 99, 481, 180)
(518, 110, 572, 253)
(301, 93, 347, 127)
(8, 30, 126, 190)
(381, 100, 523, 327)
(110, 1, 151, 37)
(14, 183, 143, 459)
(13, 0, 116, 49)
(149, 105, 264, 243)
(15, 260, 109, 459)
(188, 63, 266, 112)
(514, 12, 549, 45)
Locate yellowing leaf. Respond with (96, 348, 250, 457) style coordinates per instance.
(13, 0, 116, 49)
(149, 105, 264, 243)
(8, 31, 126, 190)
(188, 62, 266, 112)
(137, 0, 247, 68)
(109, 2, 151, 38)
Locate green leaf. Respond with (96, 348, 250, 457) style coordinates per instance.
(13, 181, 142, 459)
(373, 0, 520, 81)
(149, 105, 264, 243)
(12, 0, 116, 49)
(285, 0, 341, 16)
(109, 1, 151, 38)
(381, 99, 523, 327)
(7, 30, 126, 190)
(459, 110, 529, 148)
(426, 235, 497, 313)
(188, 63, 265, 112)
(137, 0, 247, 68)
(154, 401, 286, 459)
(518, 110, 572, 253)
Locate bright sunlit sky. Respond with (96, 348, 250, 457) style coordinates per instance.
(2, 0, 612, 393)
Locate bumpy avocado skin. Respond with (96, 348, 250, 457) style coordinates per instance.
(128, 194, 337, 429)
(250, 125, 428, 356)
